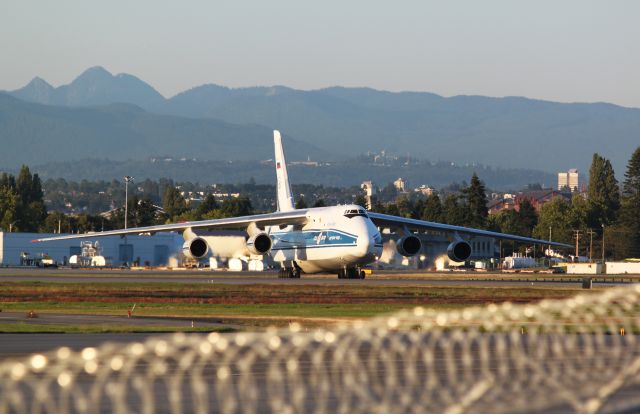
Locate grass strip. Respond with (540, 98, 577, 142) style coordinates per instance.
(0, 302, 428, 318)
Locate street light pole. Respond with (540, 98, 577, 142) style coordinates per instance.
(124, 176, 134, 229)
(123, 176, 134, 267)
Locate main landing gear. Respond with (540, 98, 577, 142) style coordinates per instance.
(278, 267, 301, 279)
(338, 267, 366, 279)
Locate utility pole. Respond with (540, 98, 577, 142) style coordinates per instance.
(601, 224, 605, 263)
(573, 230, 581, 258)
(587, 229, 595, 262)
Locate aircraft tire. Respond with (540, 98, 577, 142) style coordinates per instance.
(346, 268, 359, 279)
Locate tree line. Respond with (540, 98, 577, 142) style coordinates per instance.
(2, 147, 639, 259)
(356, 149, 640, 259)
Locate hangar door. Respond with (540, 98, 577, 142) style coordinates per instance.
(153, 245, 169, 266)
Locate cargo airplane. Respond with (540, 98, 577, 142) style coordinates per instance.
(34, 131, 569, 278)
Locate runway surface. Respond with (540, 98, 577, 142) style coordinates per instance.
(0, 267, 631, 287)
(0, 333, 159, 360)
(1, 268, 639, 412)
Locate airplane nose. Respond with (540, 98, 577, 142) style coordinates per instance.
(357, 231, 377, 258)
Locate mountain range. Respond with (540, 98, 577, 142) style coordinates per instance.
(5, 66, 640, 175)
(0, 93, 326, 166)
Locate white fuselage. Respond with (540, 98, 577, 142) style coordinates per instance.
(193, 205, 383, 274)
(267, 205, 383, 273)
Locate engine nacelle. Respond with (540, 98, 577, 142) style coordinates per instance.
(246, 233, 273, 255)
(182, 237, 209, 260)
(396, 235, 422, 257)
(447, 240, 472, 262)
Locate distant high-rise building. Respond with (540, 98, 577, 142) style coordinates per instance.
(360, 181, 376, 209)
(393, 178, 406, 193)
(558, 169, 579, 192)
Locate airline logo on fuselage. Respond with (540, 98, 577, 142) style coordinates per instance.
(272, 229, 357, 250)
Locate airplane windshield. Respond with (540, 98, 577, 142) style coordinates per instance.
(344, 209, 368, 219)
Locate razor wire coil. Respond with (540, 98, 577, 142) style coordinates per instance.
(1, 285, 640, 413)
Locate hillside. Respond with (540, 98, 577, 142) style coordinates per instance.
(162, 85, 640, 174)
(24, 158, 554, 190)
(0, 94, 329, 167)
(7, 67, 640, 174)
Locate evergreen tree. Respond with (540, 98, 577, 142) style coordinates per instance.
(313, 199, 326, 208)
(130, 197, 158, 227)
(385, 202, 400, 217)
(412, 198, 425, 218)
(14, 166, 46, 231)
(462, 173, 488, 228)
(0, 186, 19, 232)
(395, 196, 414, 218)
(587, 153, 620, 228)
(162, 186, 187, 221)
(0, 173, 16, 190)
(194, 194, 219, 220)
(421, 194, 443, 222)
(620, 147, 640, 257)
(443, 194, 466, 226)
(518, 198, 538, 236)
(220, 197, 253, 217)
(295, 196, 308, 209)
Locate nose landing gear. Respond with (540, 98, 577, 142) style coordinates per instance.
(338, 267, 366, 279)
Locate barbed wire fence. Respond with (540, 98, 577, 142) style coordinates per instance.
(1, 285, 640, 413)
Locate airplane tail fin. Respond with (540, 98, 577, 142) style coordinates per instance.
(274, 130, 295, 211)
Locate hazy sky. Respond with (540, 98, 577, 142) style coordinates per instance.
(1, 0, 638, 107)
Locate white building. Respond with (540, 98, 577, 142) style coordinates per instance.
(393, 178, 406, 193)
(414, 185, 435, 196)
(558, 169, 579, 192)
(360, 181, 376, 209)
(0, 232, 182, 267)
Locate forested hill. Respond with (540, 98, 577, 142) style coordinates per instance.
(20, 157, 554, 190)
(7, 66, 640, 174)
(0, 93, 330, 167)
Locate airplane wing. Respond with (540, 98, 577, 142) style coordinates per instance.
(367, 212, 572, 248)
(32, 209, 310, 242)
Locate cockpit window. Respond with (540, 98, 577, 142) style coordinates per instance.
(344, 209, 368, 219)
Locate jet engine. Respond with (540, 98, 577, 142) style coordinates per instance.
(246, 232, 273, 255)
(182, 237, 209, 260)
(396, 235, 422, 257)
(447, 240, 472, 262)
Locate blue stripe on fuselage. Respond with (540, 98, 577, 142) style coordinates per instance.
(270, 229, 358, 250)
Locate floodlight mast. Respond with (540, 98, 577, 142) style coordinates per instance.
(124, 176, 134, 229)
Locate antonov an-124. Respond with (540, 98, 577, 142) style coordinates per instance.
(33, 131, 570, 279)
